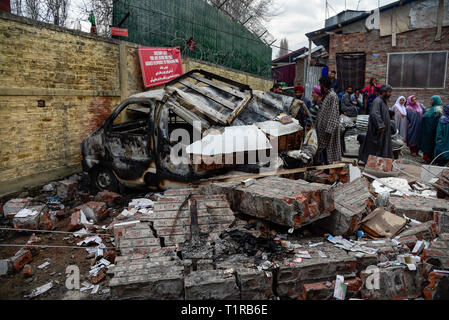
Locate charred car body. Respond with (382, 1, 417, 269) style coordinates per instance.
(81, 70, 311, 191)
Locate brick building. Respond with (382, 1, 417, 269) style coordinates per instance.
(272, 47, 307, 86)
(305, 0, 449, 105)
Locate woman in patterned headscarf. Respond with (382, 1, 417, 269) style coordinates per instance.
(420, 95, 443, 163)
(406, 95, 425, 157)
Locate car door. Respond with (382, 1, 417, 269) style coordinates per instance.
(103, 98, 155, 181)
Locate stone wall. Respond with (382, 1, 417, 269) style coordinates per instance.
(0, 12, 273, 196)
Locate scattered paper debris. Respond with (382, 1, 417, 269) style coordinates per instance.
(24, 281, 53, 298)
(128, 198, 154, 209)
(37, 262, 50, 269)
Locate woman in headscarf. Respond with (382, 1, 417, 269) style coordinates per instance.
(390, 96, 407, 141)
(434, 104, 449, 166)
(406, 95, 426, 157)
(420, 95, 443, 163)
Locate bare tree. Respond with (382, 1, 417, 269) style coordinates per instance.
(277, 37, 288, 58)
(24, 0, 43, 20)
(76, 0, 114, 36)
(206, 0, 275, 23)
(11, 0, 23, 16)
(43, 0, 70, 27)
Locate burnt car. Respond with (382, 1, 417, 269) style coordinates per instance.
(81, 70, 309, 191)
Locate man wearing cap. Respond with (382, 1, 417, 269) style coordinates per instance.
(358, 84, 393, 163)
(294, 85, 312, 110)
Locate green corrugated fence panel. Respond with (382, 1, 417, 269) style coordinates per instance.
(112, 0, 272, 78)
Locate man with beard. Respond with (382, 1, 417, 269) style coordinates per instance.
(314, 76, 341, 165)
(358, 85, 393, 163)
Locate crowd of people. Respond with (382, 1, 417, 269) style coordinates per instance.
(271, 71, 449, 166)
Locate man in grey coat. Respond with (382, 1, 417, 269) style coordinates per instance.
(340, 85, 358, 117)
(358, 85, 393, 163)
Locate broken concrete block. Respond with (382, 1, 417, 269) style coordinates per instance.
(360, 265, 426, 300)
(203, 176, 333, 228)
(317, 178, 373, 236)
(434, 211, 449, 234)
(94, 191, 121, 207)
(276, 243, 357, 299)
(235, 267, 273, 300)
(397, 235, 419, 250)
(423, 271, 449, 300)
(56, 179, 77, 200)
(151, 189, 235, 247)
(299, 277, 362, 300)
(388, 196, 449, 222)
(13, 206, 44, 230)
(73, 201, 108, 223)
(0, 259, 11, 276)
(109, 260, 184, 300)
(421, 235, 449, 269)
(216, 254, 273, 300)
(10, 248, 33, 272)
(397, 221, 437, 241)
(184, 270, 240, 300)
(2, 198, 33, 219)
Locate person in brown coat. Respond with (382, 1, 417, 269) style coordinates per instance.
(314, 76, 342, 164)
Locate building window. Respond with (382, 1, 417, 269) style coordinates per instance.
(387, 51, 448, 89)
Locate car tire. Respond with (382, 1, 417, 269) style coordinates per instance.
(90, 167, 119, 192)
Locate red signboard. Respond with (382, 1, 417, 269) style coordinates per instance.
(138, 47, 183, 88)
(111, 27, 128, 37)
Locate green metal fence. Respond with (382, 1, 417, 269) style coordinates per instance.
(112, 0, 272, 78)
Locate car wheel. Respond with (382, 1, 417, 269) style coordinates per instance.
(91, 168, 119, 192)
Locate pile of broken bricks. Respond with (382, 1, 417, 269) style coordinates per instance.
(1, 160, 449, 300)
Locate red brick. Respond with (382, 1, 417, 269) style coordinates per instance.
(23, 264, 33, 278)
(68, 211, 82, 232)
(11, 250, 33, 272)
(91, 271, 105, 284)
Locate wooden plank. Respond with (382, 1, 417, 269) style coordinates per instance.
(227, 93, 252, 124)
(190, 74, 247, 99)
(179, 79, 237, 110)
(197, 163, 346, 185)
(167, 86, 228, 124)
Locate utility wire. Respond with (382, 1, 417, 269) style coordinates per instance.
(0, 244, 115, 250)
(0, 227, 110, 236)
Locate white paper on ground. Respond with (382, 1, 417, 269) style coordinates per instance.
(37, 262, 50, 269)
(333, 275, 347, 300)
(25, 281, 53, 298)
(15, 208, 39, 218)
(129, 198, 154, 209)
